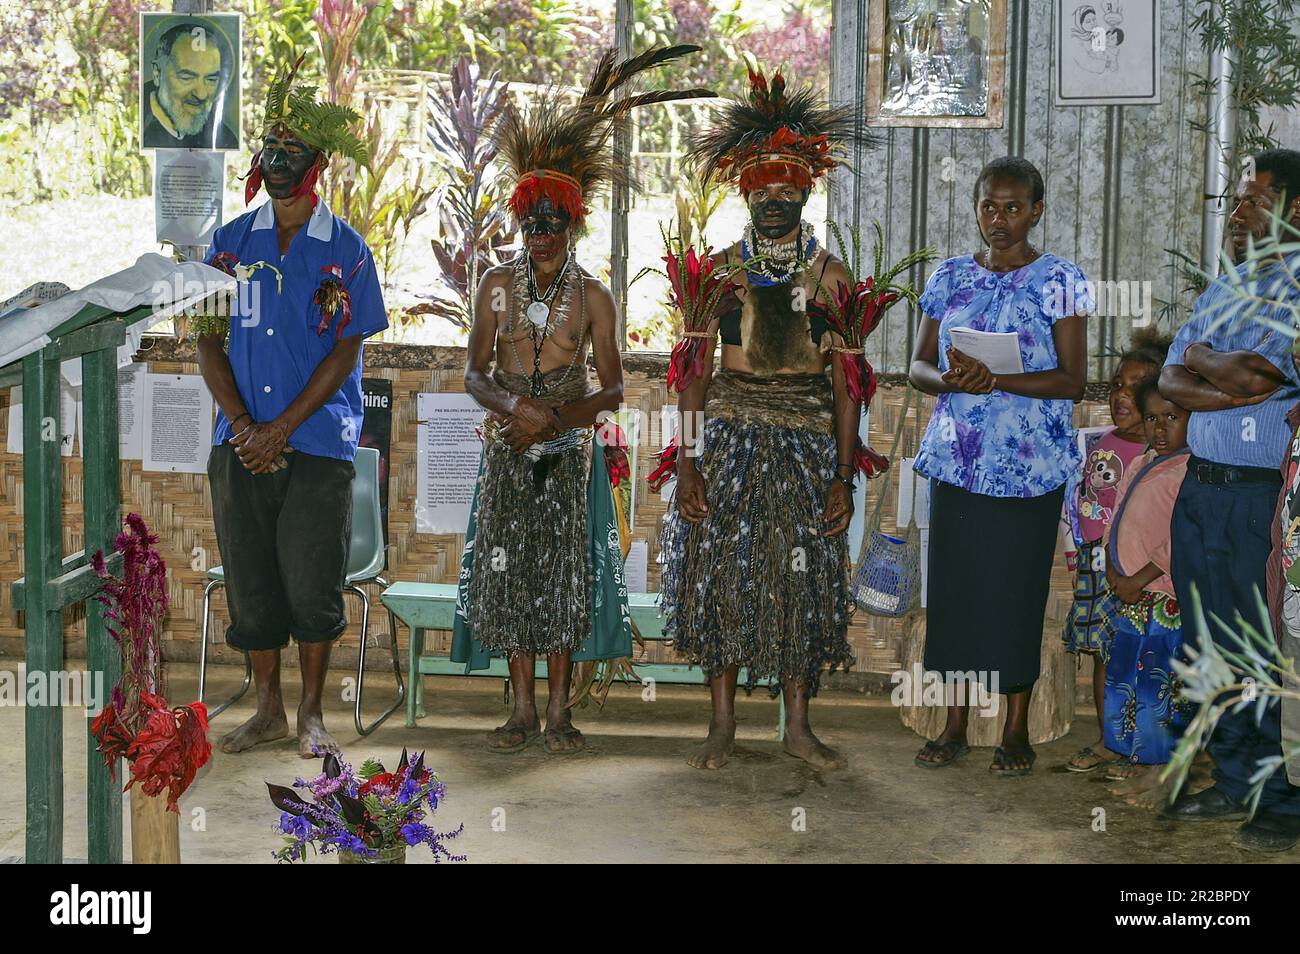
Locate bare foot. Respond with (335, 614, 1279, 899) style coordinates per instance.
(687, 716, 736, 769)
(543, 710, 585, 754)
(783, 728, 846, 771)
(1106, 763, 1155, 796)
(219, 711, 289, 754)
(297, 709, 339, 759)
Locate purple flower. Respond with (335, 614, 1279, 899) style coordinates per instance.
(400, 822, 430, 846)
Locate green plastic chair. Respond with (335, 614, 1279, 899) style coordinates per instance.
(198, 447, 405, 735)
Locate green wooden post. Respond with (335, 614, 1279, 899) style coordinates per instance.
(82, 346, 122, 863)
(22, 346, 65, 864)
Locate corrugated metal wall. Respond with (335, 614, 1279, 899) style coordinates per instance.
(828, 0, 1209, 378)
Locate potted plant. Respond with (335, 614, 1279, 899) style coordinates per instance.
(90, 514, 212, 863)
(267, 749, 465, 864)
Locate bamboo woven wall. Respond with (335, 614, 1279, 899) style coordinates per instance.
(0, 338, 1112, 685)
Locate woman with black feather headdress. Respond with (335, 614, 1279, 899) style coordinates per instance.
(659, 64, 879, 771)
(451, 45, 714, 755)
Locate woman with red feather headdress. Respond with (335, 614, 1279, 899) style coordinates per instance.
(656, 62, 884, 771)
(450, 45, 714, 755)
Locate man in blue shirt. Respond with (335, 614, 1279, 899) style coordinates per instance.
(196, 57, 384, 758)
(1159, 148, 1300, 850)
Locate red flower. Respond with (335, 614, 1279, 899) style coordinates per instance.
(359, 772, 399, 796)
(646, 438, 679, 492)
(122, 694, 212, 813)
(90, 704, 135, 782)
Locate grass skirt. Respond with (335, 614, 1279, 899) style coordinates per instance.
(659, 370, 855, 693)
(463, 368, 592, 658)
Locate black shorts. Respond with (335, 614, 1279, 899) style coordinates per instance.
(207, 444, 354, 651)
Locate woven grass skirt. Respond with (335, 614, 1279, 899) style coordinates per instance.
(462, 368, 593, 659)
(659, 370, 855, 693)
(923, 479, 1065, 691)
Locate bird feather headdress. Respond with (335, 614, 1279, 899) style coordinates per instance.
(243, 52, 369, 203)
(497, 44, 716, 228)
(688, 64, 877, 195)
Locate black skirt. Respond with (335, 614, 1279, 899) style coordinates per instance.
(923, 479, 1065, 692)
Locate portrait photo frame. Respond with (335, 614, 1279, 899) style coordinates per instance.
(139, 12, 242, 151)
(865, 0, 1007, 129)
(1054, 0, 1161, 106)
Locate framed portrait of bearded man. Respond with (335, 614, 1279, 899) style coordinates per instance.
(139, 12, 242, 151)
(866, 0, 1007, 128)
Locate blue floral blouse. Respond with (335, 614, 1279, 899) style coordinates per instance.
(912, 253, 1092, 499)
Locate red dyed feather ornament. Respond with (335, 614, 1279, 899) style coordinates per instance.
(314, 257, 367, 339)
(647, 437, 680, 492)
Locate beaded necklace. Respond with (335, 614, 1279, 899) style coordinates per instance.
(741, 220, 818, 286)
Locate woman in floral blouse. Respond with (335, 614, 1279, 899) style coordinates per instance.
(909, 156, 1090, 777)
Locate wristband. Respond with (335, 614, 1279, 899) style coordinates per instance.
(834, 472, 856, 492)
(231, 412, 252, 430)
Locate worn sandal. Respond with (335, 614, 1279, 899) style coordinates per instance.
(915, 739, 971, 768)
(990, 745, 1037, 778)
(1065, 745, 1113, 773)
(486, 725, 539, 754)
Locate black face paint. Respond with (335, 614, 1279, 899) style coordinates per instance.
(260, 136, 318, 200)
(750, 197, 804, 239)
(521, 197, 571, 236)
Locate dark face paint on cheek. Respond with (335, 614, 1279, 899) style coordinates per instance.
(749, 197, 804, 239)
(260, 142, 318, 199)
(521, 199, 571, 262)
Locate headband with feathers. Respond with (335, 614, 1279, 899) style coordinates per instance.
(688, 65, 877, 195)
(497, 44, 716, 227)
(242, 51, 369, 203)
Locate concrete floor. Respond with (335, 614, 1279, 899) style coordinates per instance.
(0, 660, 1291, 863)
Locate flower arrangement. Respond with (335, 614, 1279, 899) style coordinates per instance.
(632, 223, 749, 393)
(267, 749, 465, 863)
(810, 221, 936, 478)
(89, 514, 212, 813)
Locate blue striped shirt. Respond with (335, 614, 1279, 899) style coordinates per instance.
(1164, 257, 1300, 469)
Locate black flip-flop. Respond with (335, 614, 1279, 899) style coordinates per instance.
(915, 739, 971, 768)
(989, 745, 1037, 778)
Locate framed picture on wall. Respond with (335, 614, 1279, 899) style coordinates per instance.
(140, 12, 242, 150)
(1054, 0, 1161, 106)
(865, 0, 1007, 129)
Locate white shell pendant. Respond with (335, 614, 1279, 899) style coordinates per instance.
(526, 301, 550, 327)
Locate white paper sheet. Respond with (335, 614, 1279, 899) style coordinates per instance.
(154, 149, 225, 246)
(6, 383, 80, 457)
(623, 539, 649, 593)
(142, 373, 212, 473)
(949, 327, 1025, 375)
(415, 392, 484, 534)
(117, 363, 146, 460)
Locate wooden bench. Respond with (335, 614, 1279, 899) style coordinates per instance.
(379, 581, 782, 732)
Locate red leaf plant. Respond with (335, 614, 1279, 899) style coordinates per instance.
(808, 222, 936, 479)
(89, 514, 211, 813)
(633, 224, 748, 394)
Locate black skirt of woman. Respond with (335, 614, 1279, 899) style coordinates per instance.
(923, 479, 1066, 692)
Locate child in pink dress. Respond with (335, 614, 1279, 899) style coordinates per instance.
(1063, 330, 1171, 772)
(1102, 376, 1194, 807)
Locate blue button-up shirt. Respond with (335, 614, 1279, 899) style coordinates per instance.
(1164, 256, 1300, 469)
(204, 198, 387, 461)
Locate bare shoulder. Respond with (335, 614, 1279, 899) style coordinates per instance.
(577, 267, 617, 312)
(481, 262, 514, 289)
(709, 240, 742, 272)
(819, 250, 852, 287)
